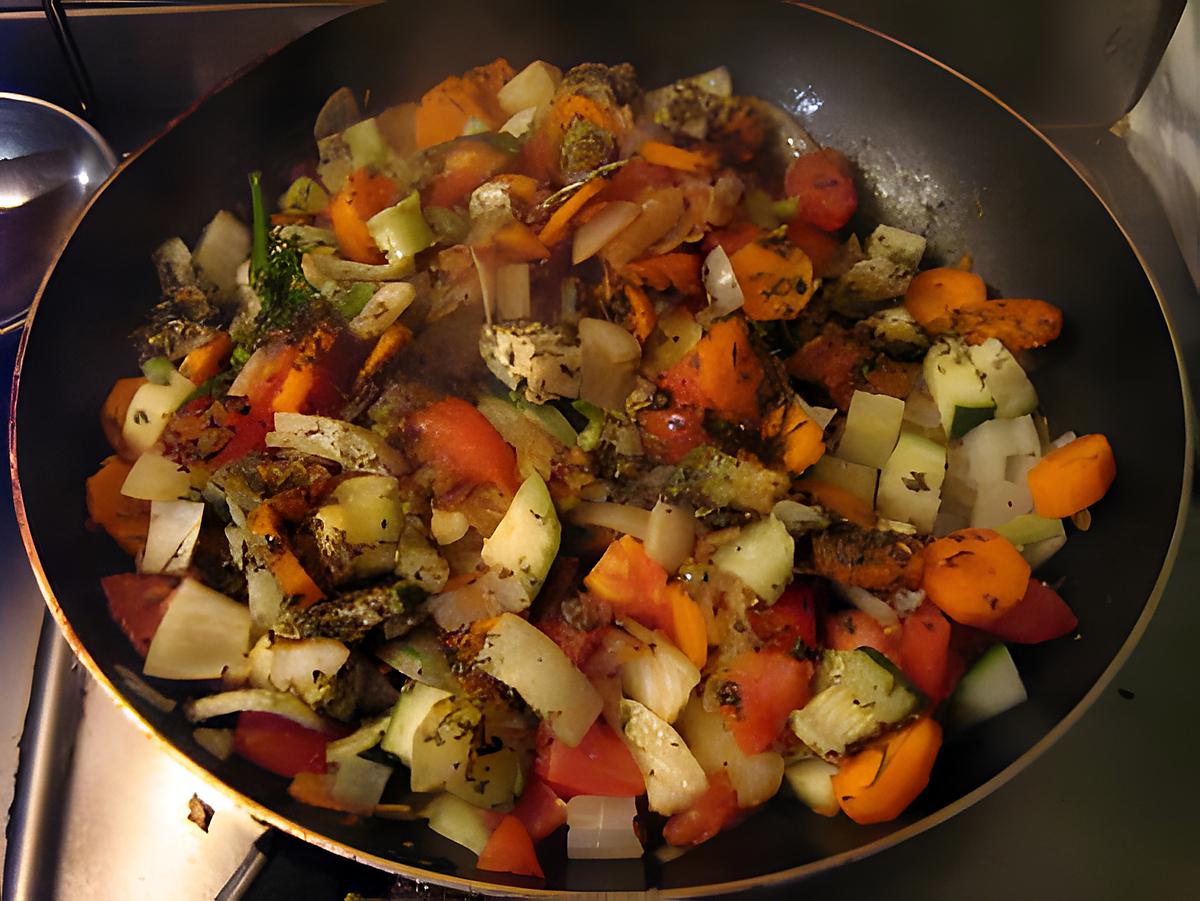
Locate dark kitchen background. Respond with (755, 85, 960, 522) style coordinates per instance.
(0, 2, 1196, 898)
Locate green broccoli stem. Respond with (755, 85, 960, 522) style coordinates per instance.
(249, 170, 268, 282)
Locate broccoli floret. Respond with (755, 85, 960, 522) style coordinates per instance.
(666, 445, 789, 516)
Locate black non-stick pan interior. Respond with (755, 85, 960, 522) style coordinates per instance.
(11, 0, 1188, 893)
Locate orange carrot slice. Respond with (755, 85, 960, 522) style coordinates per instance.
(1027, 433, 1116, 518)
(923, 528, 1030, 627)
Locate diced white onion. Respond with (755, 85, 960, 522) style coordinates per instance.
(424, 794, 496, 855)
(499, 106, 537, 137)
(348, 281, 415, 339)
(267, 412, 408, 475)
(193, 727, 235, 761)
(970, 479, 1033, 530)
(184, 688, 326, 731)
(430, 508, 470, 545)
(566, 795, 643, 860)
(191, 210, 250, 294)
(494, 262, 532, 321)
(644, 501, 696, 573)
(569, 501, 651, 539)
(834, 582, 900, 630)
(578, 317, 642, 411)
(697, 245, 744, 324)
(429, 569, 529, 631)
(1050, 430, 1078, 450)
(329, 756, 394, 815)
(470, 246, 495, 324)
(115, 663, 177, 712)
(121, 452, 192, 501)
(497, 60, 561, 117)
(228, 342, 289, 397)
(796, 395, 837, 431)
(140, 499, 205, 575)
(144, 580, 250, 681)
(572, 200, 641, 265)
(617, 619, 701, 725)
(325, 715, 390, 763)
(771, 499, 830, 533)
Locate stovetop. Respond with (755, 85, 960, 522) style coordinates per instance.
(1, 3, 1197, 898)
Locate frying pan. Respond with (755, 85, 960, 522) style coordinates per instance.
(10, 0, 1191, 894)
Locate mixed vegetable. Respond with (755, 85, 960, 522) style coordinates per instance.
(87, 58, 1117, 878)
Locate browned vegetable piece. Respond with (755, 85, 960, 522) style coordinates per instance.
(786, 322, 920, 410)
(811, 523, 926, 591)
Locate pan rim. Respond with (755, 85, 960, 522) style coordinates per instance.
(8, 1, 1194, 895)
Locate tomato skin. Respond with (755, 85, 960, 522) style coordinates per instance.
(638, 405, 709, 464)
(701, 221, 764, 257)
(985, 579, 1079, 644)
(717, 649, 814, 755)
(100, 573, 179, 656)
(822, 609, 902, 666)
(784, 149, 858, 232)
(408, 397, 521, 496)
(663, 770, 740, 847)
(749, 582, 819, 654)
(511, 776, 568, 842)
(583, 535, 670, 632)
(786, 219, 843, 277)
(534, 721, 645, 800)
(899, 601, 952, 700)
(233, 712, 337, 778)
(477, 814, 544, 879)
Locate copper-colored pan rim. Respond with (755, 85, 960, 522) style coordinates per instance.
(9, 2, 1194, 896)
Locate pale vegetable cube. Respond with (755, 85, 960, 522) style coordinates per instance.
(808, 455, 879, 508)
(877, 429, 947, 533)
(711, 514, 795, 604)
(836, 390, 906, 469)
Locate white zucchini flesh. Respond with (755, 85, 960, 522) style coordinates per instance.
(948, 643, 1028, 731)
(836, 390, 906, 469)
(924, 336, 995, 439)
(380, 682, 452, 767)
(808, 455, 879, 509)
(710, 514, 795, 604)
(140, 500, 205, 575)
(784, 757, 840, 816)
(476, 612, 602, 747)
(480, 473, 561, 600)
(876, 429, 947, 533)
(968, 337, 1038, 418)
(122, 370, 195, 455)
(143, 578, 251, 680)
(617, 698, 708, 816)
(424, 793, 496, 855)
(409, 696, 520, 809)
(121, 452, 192, 501)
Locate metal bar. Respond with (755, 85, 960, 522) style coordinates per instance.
(2, 612, 88, 901)
(40, 0, 98, 117)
